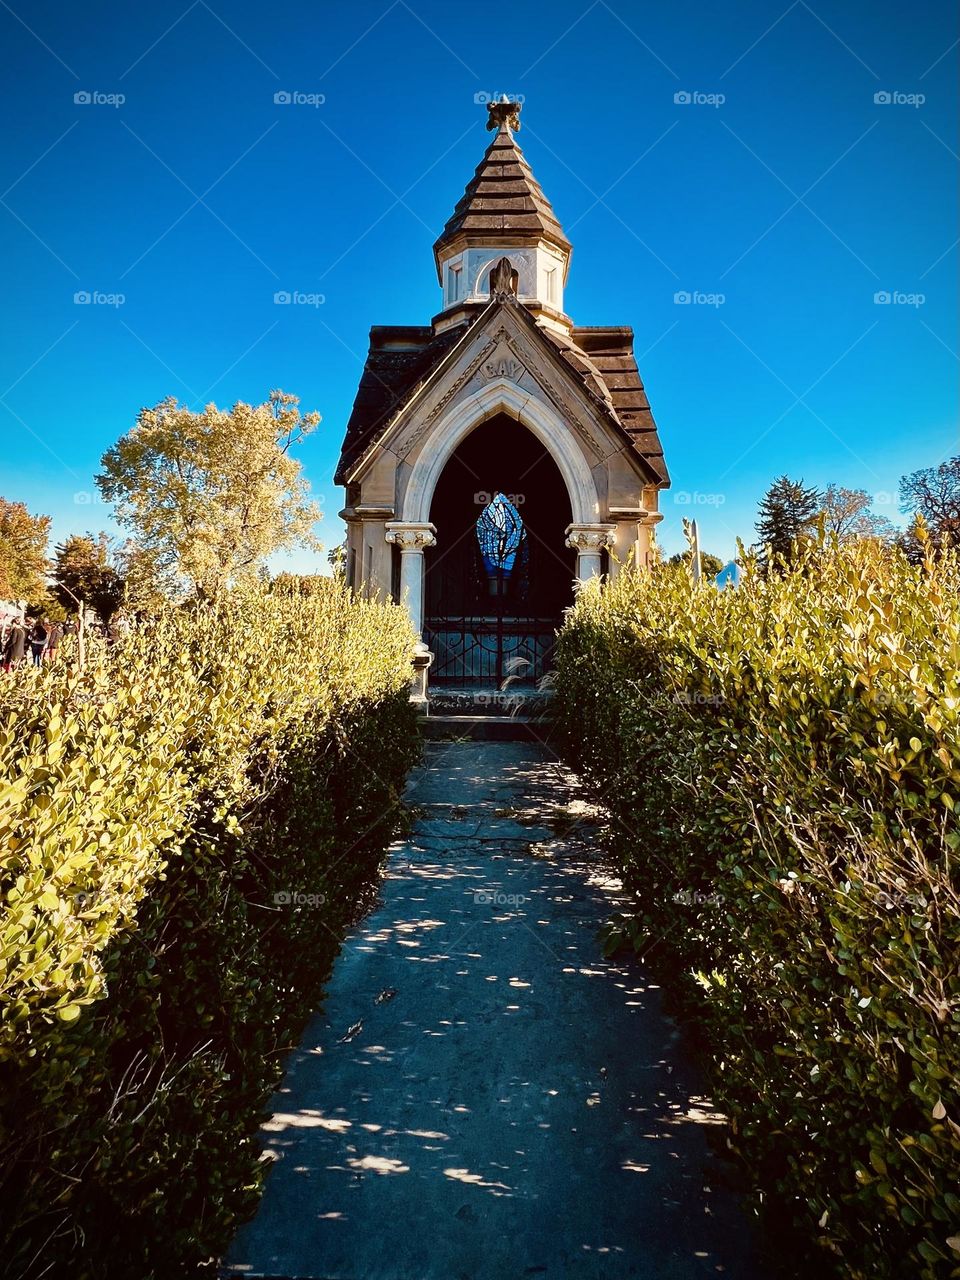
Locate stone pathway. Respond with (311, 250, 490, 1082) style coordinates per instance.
(223, 741, 769, 1280)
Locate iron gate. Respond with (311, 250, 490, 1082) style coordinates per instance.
(423, 493, 561, 686)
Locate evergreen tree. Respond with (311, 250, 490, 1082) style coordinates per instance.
(756, 476, 821, 567)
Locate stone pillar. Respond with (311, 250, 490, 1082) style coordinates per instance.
(384, 522, 437, 635)
(637, 512, 664, 570)
(340, 503, 394, 597)
(607, 507, 649, 576)
(565, 523, 617, 582)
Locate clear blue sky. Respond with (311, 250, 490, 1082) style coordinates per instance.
(1, 0, 956, 567)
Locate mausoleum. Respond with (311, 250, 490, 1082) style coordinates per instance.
(336, 99, 669, 688)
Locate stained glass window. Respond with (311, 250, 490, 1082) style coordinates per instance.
(476, 492, 525, 578)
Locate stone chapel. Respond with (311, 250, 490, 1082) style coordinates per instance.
(335, 99, 669, 690)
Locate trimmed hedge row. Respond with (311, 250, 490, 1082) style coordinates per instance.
(0, 582, 419, 1278)
(553, 540, 959, 1278)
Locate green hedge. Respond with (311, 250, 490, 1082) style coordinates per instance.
(553, 540, 960, 1278)
(0, 582, 419, 1278)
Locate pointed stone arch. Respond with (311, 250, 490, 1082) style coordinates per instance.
(399, 380, 601, 528)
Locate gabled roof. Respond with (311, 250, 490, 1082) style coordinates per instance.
(433, 119, 571, 275)
(335, 302, 669, 487)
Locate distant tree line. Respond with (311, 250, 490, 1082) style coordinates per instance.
(0, 390, 325, 625)
(672, 456, 959, 575)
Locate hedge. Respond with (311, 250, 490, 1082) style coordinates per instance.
(553, 538, 959, 1278)
(0, 582, 420, 1278)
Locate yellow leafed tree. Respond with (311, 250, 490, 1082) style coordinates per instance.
(97, 390, 321, 596)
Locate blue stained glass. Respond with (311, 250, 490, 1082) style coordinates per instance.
(476, 492, 525, 576)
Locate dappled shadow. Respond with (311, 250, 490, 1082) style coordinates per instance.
(224, 742, 770, 1280)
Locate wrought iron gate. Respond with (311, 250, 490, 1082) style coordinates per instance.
(423, 493, 560, 686)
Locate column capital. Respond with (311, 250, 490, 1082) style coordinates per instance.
(385, 521, 437, 551)
(564, 522, 617, 553)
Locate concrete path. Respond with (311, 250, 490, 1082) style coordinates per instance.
(223, 742, 769, 1280)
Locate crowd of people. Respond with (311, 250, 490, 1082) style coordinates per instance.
(0, 613, 133, 673)
(0, 616, 72, 671)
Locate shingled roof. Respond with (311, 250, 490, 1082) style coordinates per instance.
(336, 101, 668, 490)
(433, 115, 571, 277)
(335, 307, 669, 487)
(334, 326, 463, 484)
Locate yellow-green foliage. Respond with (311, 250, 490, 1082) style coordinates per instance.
(0, 582, 419, 1278)
(554, 539, 960, 1278)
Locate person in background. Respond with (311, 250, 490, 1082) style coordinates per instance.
(29, 618, 47, 667)
(45, 620, 63, 663)
(2, 617, 27, 672)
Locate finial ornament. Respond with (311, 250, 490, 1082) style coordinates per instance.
(486, 97, 521, 132)
(489, 256, 519, 299)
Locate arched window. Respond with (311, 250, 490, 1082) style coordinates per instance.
(476, 492, 526, 591)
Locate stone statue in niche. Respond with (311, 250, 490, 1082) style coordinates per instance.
(489, 257, 519, 298)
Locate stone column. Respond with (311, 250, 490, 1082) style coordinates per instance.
(565, 523, 617, 582)
(384, 522, 437, 635)
(637, 512, 664, 570)
(607, 507, 649, 576)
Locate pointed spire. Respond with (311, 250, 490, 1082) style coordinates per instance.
(433, 100, 572, 271)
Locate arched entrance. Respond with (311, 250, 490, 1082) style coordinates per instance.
(422, 414, 575, 685)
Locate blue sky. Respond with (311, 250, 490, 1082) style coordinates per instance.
(0, 0, 956, 567)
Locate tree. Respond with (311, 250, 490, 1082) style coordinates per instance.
(899, 456, 960, 550)
(669, 549, 724, 578)
(327, 541, 346, 579)
(756, 476, 821, 566)
(818, 485, 896, 544)
(97, 391, 322, 597)
(0, 498, 50, 602)
(272, 572, 335, 596)
(52, 533, 125, 623)
(25, 589, 67, 623)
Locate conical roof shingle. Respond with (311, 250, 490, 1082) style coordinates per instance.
(433, 120, 572, 269)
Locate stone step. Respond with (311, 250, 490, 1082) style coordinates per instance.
(422, 713, 550, 742)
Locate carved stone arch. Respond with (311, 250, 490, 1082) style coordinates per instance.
(399, 380, 600, 527)
(472, 252, 533, 299)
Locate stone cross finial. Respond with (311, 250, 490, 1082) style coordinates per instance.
(486, 97, 521, 132)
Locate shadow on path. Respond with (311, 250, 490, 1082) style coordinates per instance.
(223, 741, 771, 1280)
